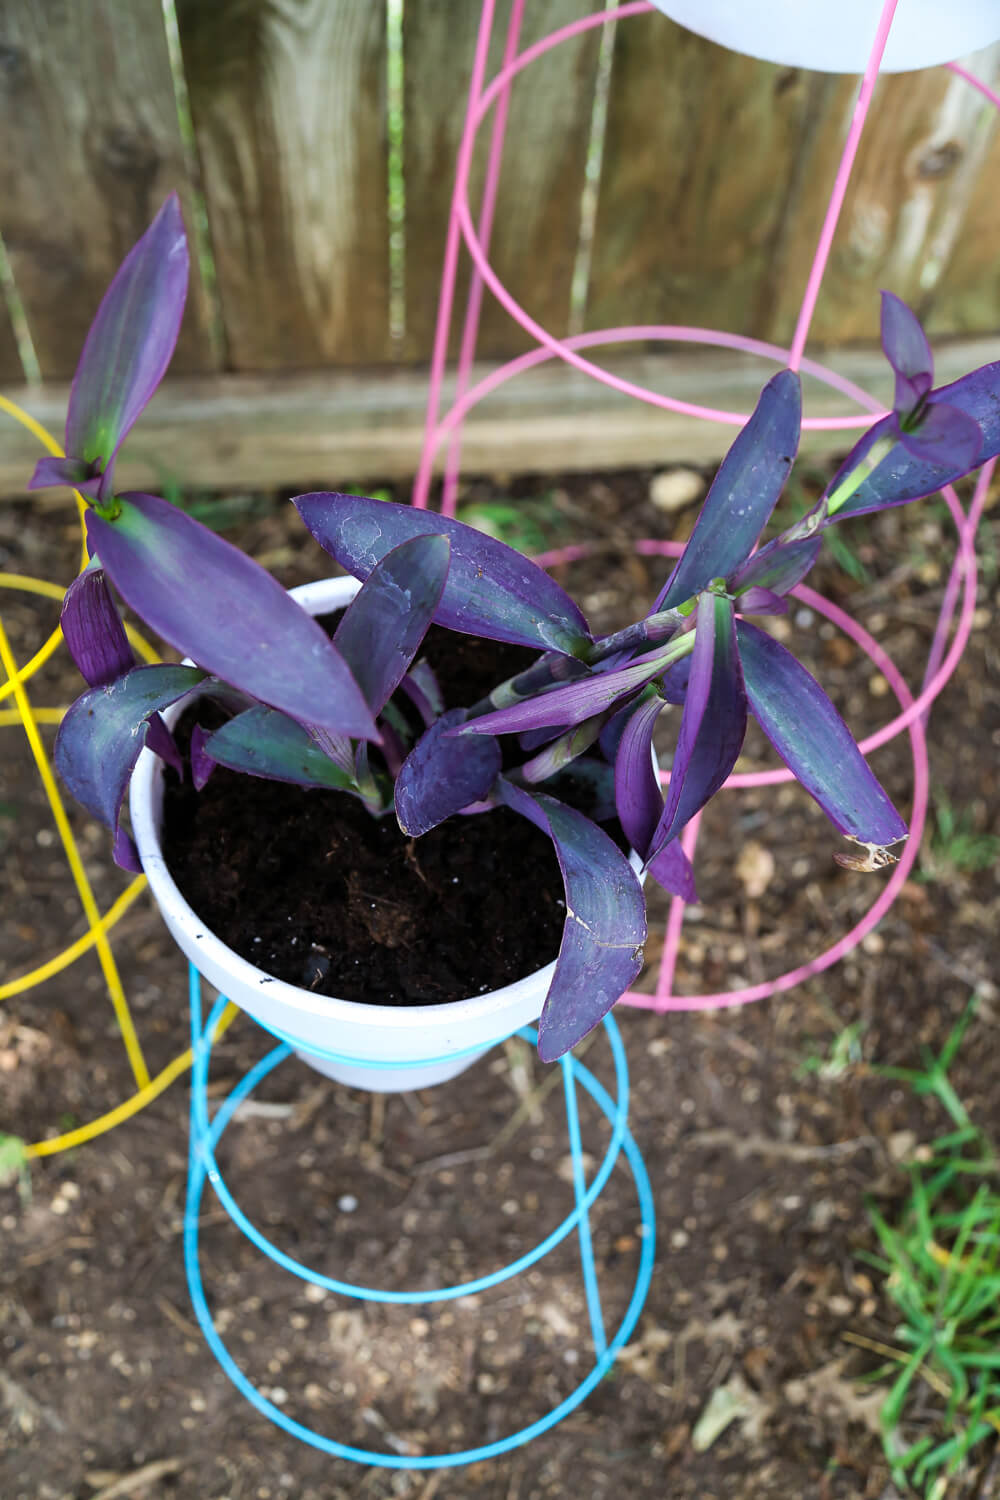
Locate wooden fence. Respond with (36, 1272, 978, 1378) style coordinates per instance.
(2, 0, 1000, 492)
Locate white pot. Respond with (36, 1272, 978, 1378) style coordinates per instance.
(130, 576, 559, 1093)
(649, 0, 1000, 73)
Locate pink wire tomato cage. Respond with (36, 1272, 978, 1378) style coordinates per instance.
(411, 0, 996, 1016)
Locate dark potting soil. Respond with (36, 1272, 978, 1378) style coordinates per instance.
(162, 623, 571, 1005)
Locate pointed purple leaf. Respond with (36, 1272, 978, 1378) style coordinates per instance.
(398, 659, 444, 726)
(463, 646, 676, 738)
(204, 707, 356, 792)
(737, 587, 788, 616)
(189, 723, 216, 791)
(65, 195, 189, 499)
(60, 566, 135, 687)
(654, 370, 801, 610)
(295, 492, 591, 657)
(898, 399, 983, 471)
(88, 493, 377, 740)
(612, 692, 698, 900)
(881, 290, 934, 414)
(496, 780, 646, 1062)
(114, 826, 143, 873)
(823, 360, 1000, 521)
(729, 534, 821, 599)
(650, 593, 747, 855)
(334, 534, 450, 715)
(143, 712, 183, 776)
(395, 709, 502, 836)
(28, 456, 102, 494)
(54, 663, 204, 845)
(737, 619, 908, 847)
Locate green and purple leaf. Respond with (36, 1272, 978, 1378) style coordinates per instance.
(463, 646, 676, 738)
(395, 709, 502, 835)
(729, 534, 820, 600)
(497, 780, 646, 1062)
(737, 619, 908, 846)
(294, 492, 591, 657)
(60, 196, 187, 502)
(613, 691, 696, 901)
(28, 456, 103, 498)
(61, 565, 135, 687)
(333, 534, 450, 715)
(88, 493, 377, 740)
(203, 706, 356, 792)
(823, 360, 999, 522)
(649, 593, 746, 857)
(654, 370, 801, 610)
(54, 663, 204, 868)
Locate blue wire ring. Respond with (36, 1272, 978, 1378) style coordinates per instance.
(185, 976, 655, 1468)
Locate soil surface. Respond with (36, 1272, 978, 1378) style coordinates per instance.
(2, 463, 999, 1500)
(163, 626, 569, 1006)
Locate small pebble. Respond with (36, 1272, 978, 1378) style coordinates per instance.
(649, 468, 704, 513)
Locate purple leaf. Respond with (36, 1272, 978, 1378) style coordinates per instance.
(64, 195, 189, 501)
(204, 707, 356, 791)
(334, 534, 450, 715)
(398, 659, 444, 726)
(543, 759, 619, 824)
(737, 620, 908, 847)
(654, 370, 801, 610)
(612, 692, 698, 900)
(881, 290, 933, 413)
(823, 360, 1000, 521)
(737, 587, 788, 616)
(113, 826, 143, 873)
(60, 565, 135, 687)
(496, 780, 646, 1062)
(463, 646, 676, 737)
(54, 663, 204, 848)
(896, 399, 982, 471)
(28, 456, 103, 496)
(189, 723, 216, 790)
(395, 709, 502, 836)
(650, 593, 747, 855)
(88, 493, 377, 741)
(143, 712, 183, 776)
(729, 534, 821, 599)
(295, 492, 591, 656)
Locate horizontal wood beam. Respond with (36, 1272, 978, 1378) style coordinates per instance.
(3, 340, 999, 499)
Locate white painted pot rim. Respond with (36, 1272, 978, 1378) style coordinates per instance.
(649, 0, 1000, 73)
(130, 576, 562, 1090)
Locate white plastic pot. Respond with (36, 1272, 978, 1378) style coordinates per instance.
(649, 0, 1000, 73)
(130, 576, 563, 1093)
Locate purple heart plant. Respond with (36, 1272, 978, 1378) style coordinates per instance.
(36, 199, 1000, 1061)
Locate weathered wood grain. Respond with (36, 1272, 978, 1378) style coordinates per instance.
(176, 0, 390, 371)
(0, 301, 23, 384)
(402, 0, 601, 362)
(764, 49, 1000, 345)
(0, 0, 217, 380)
(587, 12, 825, 340)
(4, 339, 996, 497)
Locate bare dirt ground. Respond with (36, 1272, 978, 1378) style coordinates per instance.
(2, 464, 998, 1500)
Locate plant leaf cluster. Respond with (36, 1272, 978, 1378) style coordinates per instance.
(34, 198, 1000, 1060)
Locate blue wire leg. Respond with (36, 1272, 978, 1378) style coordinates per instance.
(184, 966, 655, 1469)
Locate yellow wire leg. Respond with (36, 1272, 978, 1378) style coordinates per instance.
(0, 615, 151, 1088)
(26, 1002, 239, 1158)
(0, 878, 147, 1001)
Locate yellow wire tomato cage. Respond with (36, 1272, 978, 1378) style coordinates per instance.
(0, 392, 236, 1162)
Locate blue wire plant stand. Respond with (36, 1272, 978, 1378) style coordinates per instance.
(185, 964, 656, 1468)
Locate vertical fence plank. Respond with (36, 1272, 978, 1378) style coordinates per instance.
(177, 0, 389, 371)
(403, 0, 601, 363)
(0, 305, 23, 385)
(0, 0, 217, 381)
(586, 12, 822, 343)
(764, 60, 1000, 346)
